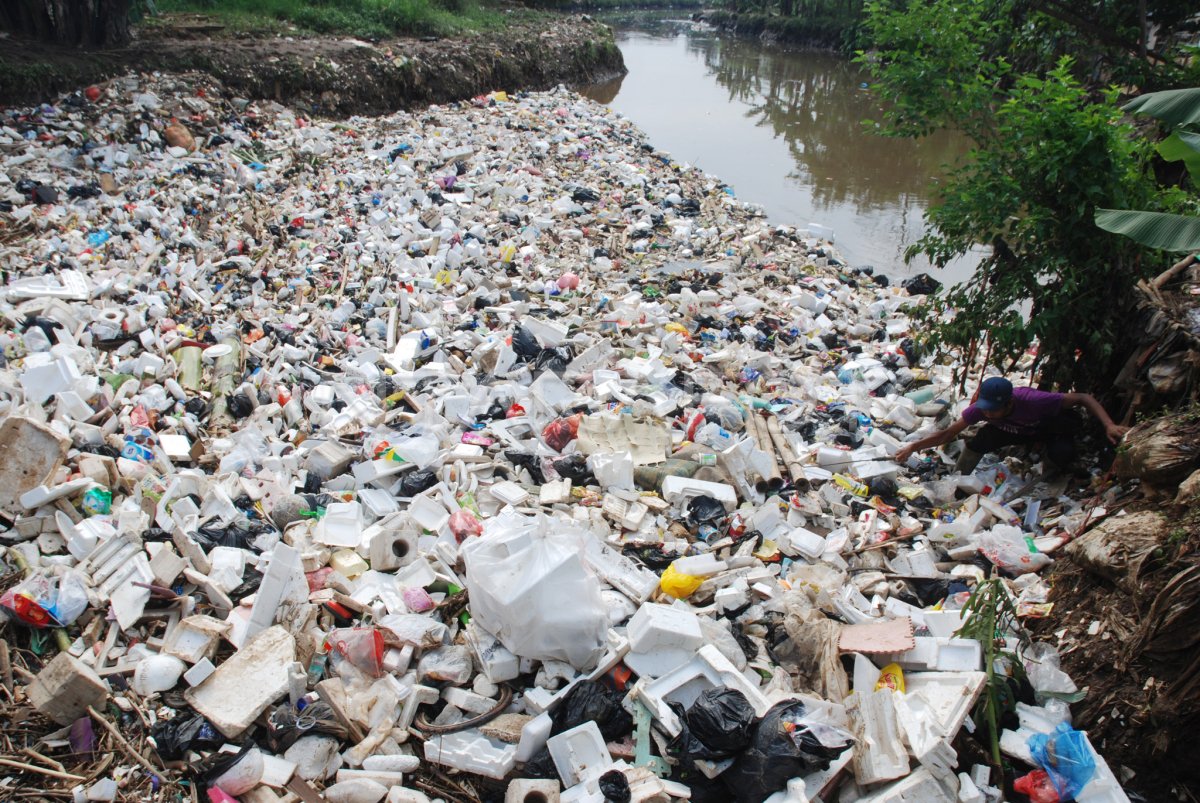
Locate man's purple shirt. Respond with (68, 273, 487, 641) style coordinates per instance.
(961, 387, 1064, 435)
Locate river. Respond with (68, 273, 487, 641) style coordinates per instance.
(580, 14, 979, 283)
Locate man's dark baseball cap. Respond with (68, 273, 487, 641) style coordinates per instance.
(975, 377, 1014, 411)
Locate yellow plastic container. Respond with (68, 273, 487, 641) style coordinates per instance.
(330, 549, 369, 580)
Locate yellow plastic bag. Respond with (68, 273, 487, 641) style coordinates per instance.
(875, 662, 906, 693)
(660, 563, 703, 599)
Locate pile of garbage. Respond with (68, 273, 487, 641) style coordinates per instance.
(0, 73, 1131, 802)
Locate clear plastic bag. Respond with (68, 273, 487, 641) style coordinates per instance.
(462, 509, 607, 669)
(1022, 642, 1079, 699)
(325, 627, 385, 678)
(417, 645, 473, 685)
(0, 570, 89, 627)
(979, 524, 1052, 575)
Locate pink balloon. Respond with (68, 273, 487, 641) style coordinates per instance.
(557, 272, 580, 290)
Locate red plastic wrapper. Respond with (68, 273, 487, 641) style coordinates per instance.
(449, 509, 483, 542)
(542, 414, 582, 452)
(306, 566, 334, 593)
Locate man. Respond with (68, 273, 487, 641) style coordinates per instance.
(893, 377, 1129, 473)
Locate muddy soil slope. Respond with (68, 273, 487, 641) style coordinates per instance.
(0, 14, 625, 115)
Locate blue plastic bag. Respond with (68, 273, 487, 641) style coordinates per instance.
(1028, 723, 1096, 799)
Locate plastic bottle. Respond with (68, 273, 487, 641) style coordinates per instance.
(903, 386, 936, 404)
(306, 643, 329, 686)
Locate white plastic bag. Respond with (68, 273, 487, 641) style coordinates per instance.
(462, 510, 607, 670)
(978, 524, 1051, 575)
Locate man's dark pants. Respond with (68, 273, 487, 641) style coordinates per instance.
(966, 411, 1081, 467)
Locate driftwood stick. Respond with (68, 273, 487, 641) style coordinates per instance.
(87, 706, 162, 775)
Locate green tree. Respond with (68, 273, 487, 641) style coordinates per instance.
(857, 0, 1162, 390)
(0, 0, 132, 47)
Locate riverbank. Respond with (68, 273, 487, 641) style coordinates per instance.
(701, 9, 858, 51)
(0, 12, 625, 114)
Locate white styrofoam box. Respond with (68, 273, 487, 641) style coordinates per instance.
(183, 657, 215, 687)
(316, 502, 363, 548)
(353, 458, 408, 488)
(424, 729, 517, 780)
(848, 689, 910, 786)
(305, 439, 353, 479)
(408, 493, 449, 532)
(877, 637, 981, 672)
(854, 767, 955, 803)
(629, 645, 770, 737)
(367, 518, 419, 572)
(21, 355, 81, 404)
(623, 603, 703, 679)
(934, 638, 982, 671)
(516, 711, 554, 763)
(670, 553, 727, 577)
(785, 527, 826, 561)
(902, 672, 986, 738)
(581, 539, 660, 604)
(443, 687, 498, 716)
(661, 476, 737, 512)
(547, 721, 612, 787)
(488, 480, 529, 506)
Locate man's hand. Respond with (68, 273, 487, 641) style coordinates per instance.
(894, 445, 915, 464)
(1105, 423, 1130, 444)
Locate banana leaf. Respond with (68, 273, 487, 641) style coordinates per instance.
(1123, 87, 1200, 127)
(1094, 208, 1200, 252)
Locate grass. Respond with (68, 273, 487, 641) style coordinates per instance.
(150, 0, 513, 39)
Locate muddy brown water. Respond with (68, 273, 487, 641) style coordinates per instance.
(580, 15, 980, 284)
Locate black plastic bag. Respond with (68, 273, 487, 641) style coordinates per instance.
(511, 325, 541, 360)
(399, 470, 438, 497)
(150, 714, 223, 761)
(687, 495, 726, 529)
(901, 273, 942, 296)
(194, 523, 254, 550)
(507, 451, 548, 485)
(551, 681, 633, 741)
(599, 769, 631, 802)
(266, 700, 347, 752)
(667, 688, 756, 770)
(195, 741, 257, 790)
(722, 700, 851, 802)
(686, 688, 756, 754)
(521, 745, 559, 779)
(553, 453, 594, 484)
(534, 346, 572, 377)
(572, 187, 600, 204)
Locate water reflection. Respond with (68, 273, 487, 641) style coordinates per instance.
(580, 15, 979, 281)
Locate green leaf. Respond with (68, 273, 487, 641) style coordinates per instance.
(1157, 131, 1200, 185)
(1094, 208, 1200, 252)
(1123, 88, 1200, 127)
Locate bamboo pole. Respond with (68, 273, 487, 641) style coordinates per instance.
(747, 413, 784, 492)
(766, 413, 808, 488)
